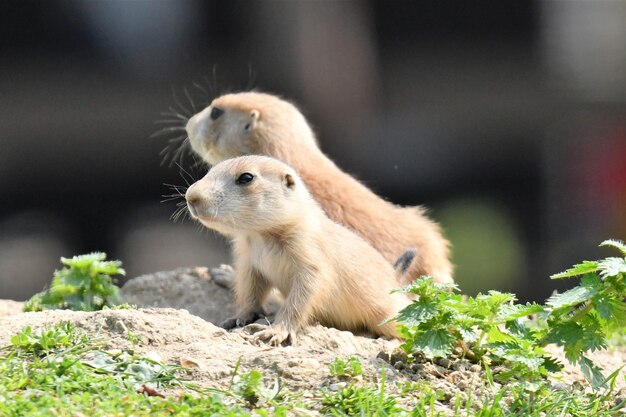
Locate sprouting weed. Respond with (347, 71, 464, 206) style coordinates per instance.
(395, 239, 626, 390)
(23, 252, 124, 312)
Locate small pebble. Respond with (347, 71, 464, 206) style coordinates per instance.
(329, 382, 347, 392)
(452, 361, 468, 372)
(301, 358, 320, 368)
(145, 351, 162, 362)
(411, 363, 425, 372)
(433, 365, 449, 375)
(437, 358, 451, 368)
(469, 364, 482, 373)
(551, 383, 571, 392)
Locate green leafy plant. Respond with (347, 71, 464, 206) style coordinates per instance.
(322, 367, 400, 416)
(230, 367, 281, 408)
(329, 356, 364, 378)
(394, 239, 626, 390)
(23, 252, 124, 312)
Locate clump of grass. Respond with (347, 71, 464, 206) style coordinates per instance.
(0, 322, 257, 416)
(329, 356, 364, 378)
(23, 252, 124, 312)
(0, 323, 307, 416)
(322, 366, 400, 416)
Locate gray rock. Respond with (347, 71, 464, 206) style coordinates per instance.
(119, 266, 236, 324)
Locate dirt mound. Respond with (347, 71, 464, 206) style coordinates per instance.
(0, 308, 402, 392)
(0, 299, 23, 317)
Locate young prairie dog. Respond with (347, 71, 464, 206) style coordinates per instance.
(185, 92, 453, 284)
(185, 155, 412, 345)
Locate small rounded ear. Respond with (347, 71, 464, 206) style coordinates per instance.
(284, 173, 295, 189)
(244, 109, 260, 132)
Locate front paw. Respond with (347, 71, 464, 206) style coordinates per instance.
(253, 323, 294, 346)
(220, 311, 259, 330)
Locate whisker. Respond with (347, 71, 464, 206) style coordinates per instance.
(159, 135, 188, 166)
(163, 183, 188, 192)
(184, 86, 197, 113)
(160, 186, 188, 202)
(206, 65, 219, 98)
(171, 206, 184, 222)
(150, 126, 186, 138)
(175, 161, 197, 187)
(171, 137, 189, 167)
(161, 110, 189, 121)
(154, 119, 185, 125)
(171, 86, 192, 117)
(161, 195, 183, 203)
(193, 81, 209, 97)
(167, 135, 187, 144)
(246, 64, 257, 91)
(189, 153, 208, 172)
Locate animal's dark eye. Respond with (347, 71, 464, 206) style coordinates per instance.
(210, 107, 224, 121)
(236, 172, 254, 185)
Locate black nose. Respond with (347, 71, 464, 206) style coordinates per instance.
(186, 195, 200, 218)
(210, 107, 224, 121)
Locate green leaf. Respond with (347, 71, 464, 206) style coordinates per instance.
(505, 319, 534, 340)
(498, 302, 545, 321)
(546, 276, 601, 309)
(541, 355, 563, 373)
(486, 326, 516, 344)
(599, 239, 626, 256)
(412, 328, 455, 358)
(595, 296, 613, 321)
(61, 252, 107, 268)
(458, 325, 478, 343)
(502, 349, 544, 371)
(544, 321, 583, 348)
(396, 276, 459, 296)
(563, 340, 584, 363)
(481, 291, 516, 306)
(394, 299, 439, 327)
(598, 257, 626, 278)
(580, 356, 606, 390)
(550, 261, 599, 279)
(607, 299, 626, 327)
(83, 351, 119, 373)
(580, 315, 607, 353)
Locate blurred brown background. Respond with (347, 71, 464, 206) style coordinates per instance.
(1, 0, 625, 302)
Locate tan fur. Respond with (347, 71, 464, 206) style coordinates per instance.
(185, 155, 411, 345)
(186, 92, 453, 284)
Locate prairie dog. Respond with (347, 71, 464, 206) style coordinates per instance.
(185, 155, 411, 345)
(185, 92, 453, 284)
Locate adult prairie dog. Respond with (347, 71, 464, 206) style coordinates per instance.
(185, 92, 453, 284)
(185, 155, 411, 345)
